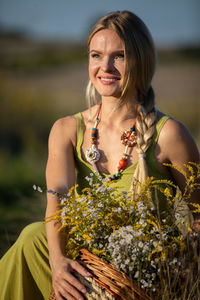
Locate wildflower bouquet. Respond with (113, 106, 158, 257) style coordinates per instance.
(43, 163, 200, 299)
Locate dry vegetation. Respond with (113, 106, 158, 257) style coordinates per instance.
(0, 35, 199, 256)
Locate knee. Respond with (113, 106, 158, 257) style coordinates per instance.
(17, 222, 46, 249)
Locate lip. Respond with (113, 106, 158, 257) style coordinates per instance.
(98, 76, 120, 85)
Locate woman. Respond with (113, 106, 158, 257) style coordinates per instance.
(0, 10, 199, 300)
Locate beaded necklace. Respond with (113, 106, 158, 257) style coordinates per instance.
(85, 103, 137, 181)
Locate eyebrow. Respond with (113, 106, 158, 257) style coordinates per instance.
(89, 49, 124, 54)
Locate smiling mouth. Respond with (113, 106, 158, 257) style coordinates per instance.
(99, 76, 120, 83)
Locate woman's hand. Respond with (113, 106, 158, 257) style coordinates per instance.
(52, 255, 91, 300)
(192, 218, 200, 234)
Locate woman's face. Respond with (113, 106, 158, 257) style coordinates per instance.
(88, 29, 125, 99)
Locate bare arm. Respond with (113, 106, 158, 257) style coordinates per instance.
(161, 119, 200, 225)
(45, 116, 90, 300)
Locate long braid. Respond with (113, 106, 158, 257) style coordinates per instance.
(132, 86, 157, 193)
(86, 10, 158, 194)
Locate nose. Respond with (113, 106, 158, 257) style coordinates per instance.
(101, 56, 114, 72)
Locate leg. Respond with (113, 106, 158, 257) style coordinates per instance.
(0, 222, 52, 300)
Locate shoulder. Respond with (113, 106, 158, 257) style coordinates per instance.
(48, 104, 100, 147)
(158, 114, 200, 164)
(159, 116, 194, 146)
(49, 115, 77, 148)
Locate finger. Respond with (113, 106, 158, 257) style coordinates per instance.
(58, 287, 76, 300)
(54, 288, 66, 300)
(71, 260, 92, 277)
(58, 278, 85, 300)
(62, 272, 87, 295)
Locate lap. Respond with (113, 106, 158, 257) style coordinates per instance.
(17, 221, 47, 246)
(0, 222, 52, 300)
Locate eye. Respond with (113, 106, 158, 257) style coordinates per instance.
(115, 53, 124, 60)
(91, 53, 100, 59)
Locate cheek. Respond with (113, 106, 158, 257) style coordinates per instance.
(116, 61, 125, 75)
(89, 61, 98, 79)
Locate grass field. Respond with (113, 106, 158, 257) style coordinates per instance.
(0, 36, 200, 257)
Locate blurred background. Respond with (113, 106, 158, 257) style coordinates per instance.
(0, 0, 199, 256)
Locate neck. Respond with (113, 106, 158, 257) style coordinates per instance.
(100, 96, 138, 124)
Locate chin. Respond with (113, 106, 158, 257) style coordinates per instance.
(96, 88, 122, 98)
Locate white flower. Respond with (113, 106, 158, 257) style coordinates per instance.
(134, 271, 139, 278)
(129, 206, 134, 213)
(167, 226, 173, 233)
(138, 241, 143, 248)
(175, 213, 181, 220)
(60, 197, 67, 204)
(153, 241, 158, 248)
(141, 212, 146, 218)
(96, 185, 106, 193)
(125, 234, 133, 243)
(172, 258, 178, 264)
(151, 261, 157, 269)
(140, 279, 148, 288)
(85, 146, 100, 163)
(127, 226, 134, 232)
(143, 244, 149, 252)
(139, 219, 147, 227)
(120, 239, 125, 245)
(112, 208, 118, 212)
(152, 273, 156, 280)
(33, 185, 43, 192)
(129, 265, 134, 271)
(124, 258, 130, 265)
(37, 186, 43, 192)
(142, 269, 146, 273)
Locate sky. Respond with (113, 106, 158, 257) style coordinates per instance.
(0, 0, 200, 47)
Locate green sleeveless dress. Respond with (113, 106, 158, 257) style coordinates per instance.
(0, 114, 170, 300)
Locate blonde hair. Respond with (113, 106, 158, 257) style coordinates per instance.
(86, 11, 157, 191)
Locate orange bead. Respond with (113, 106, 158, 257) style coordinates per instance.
(118, 158, 127, 170)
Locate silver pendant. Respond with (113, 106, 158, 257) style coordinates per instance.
(85, 144, 100, 163)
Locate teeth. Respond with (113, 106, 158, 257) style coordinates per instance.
(101, 78, 116, 82)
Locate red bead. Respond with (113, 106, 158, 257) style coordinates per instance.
(118, 158, 127, 170)
(121, 130, 136, 147)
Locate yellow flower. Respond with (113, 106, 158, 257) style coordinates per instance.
(164, 187, 172, 198)
(189, 175, 195, 183)
(82, 234, 92, 241)
(92, 248, 106, 256)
